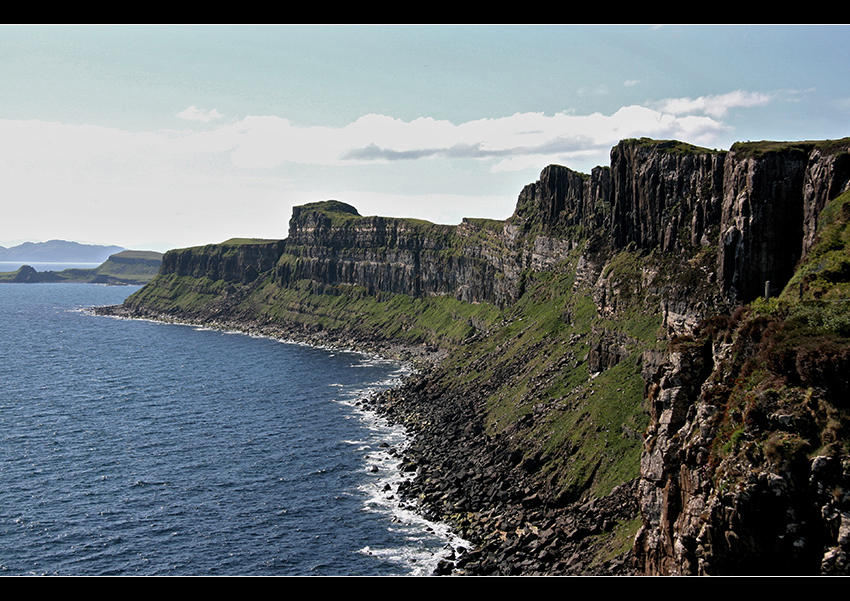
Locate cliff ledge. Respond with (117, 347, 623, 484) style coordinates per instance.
(99, 137, 850, 575)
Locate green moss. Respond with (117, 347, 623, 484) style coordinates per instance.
(786, 190, 850, 301)
(750, 190, 850, 331)
(135, 270, 503, 352)
(730, 138, 850, 159)
(220, 238, 281, 246)
(462, 217, 507, 232)
(624, 137, 722, 156)
(125, 273, 228, 312)
(299, 200, 361, 216)
(421, 250, 652, 502)
(585, 516, 643, 571)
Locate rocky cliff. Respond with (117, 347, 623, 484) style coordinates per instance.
(103, 136, 850, 575)
(278, 200, 516, 306)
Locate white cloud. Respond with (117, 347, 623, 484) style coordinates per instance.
(623, 79, 640, 87)
(336, 105, 729, 172)
(0, 98, 742, 182)
(655, 90, 773, 119)
(0, 91, 776, 247)
(177, 105, 224, 122)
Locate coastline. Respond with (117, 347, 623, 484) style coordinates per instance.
(92, 303, 476, 573)
(93, 304, 449, 369)
(94, 303, 641, 576)
(360, 364, 641, 576)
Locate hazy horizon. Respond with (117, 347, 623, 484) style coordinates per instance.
(3, 24, 849, 253)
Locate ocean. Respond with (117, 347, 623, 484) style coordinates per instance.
(0, 262, 102, 273)
(0, 283, 464, 576)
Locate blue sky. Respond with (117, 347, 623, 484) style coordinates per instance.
(2, 24, 849, 251)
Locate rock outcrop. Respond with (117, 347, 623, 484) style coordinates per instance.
(163, 240, 283, 284)
(278, 200, 517, 306)
(101, 136, 850, 575)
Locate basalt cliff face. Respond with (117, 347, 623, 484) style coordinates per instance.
(108, 137, 850, 575)
(278, 200, 517, 307)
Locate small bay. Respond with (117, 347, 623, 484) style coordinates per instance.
(0, 283, 460, 575)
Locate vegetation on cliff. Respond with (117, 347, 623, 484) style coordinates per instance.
(729, 137, 850, 159)
(104, 137, 850, 575)
(635, 188, 850, 575)
(123, 261, 503, 354)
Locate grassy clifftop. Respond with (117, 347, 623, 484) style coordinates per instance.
(108, 138, 850, 575)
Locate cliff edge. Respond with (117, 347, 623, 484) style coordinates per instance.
(99, 136, 850, 575)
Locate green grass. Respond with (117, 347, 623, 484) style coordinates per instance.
(425, 249, 655, 502)
(696, 188, 850, 476)
(781, 189, 850, 302)
(220, 238, 281, 246)
(730, 138, 850, 159)
(128, 269, 503, 351)
(126, 219, 680, 505)
(586, 516, 643, 571)
(623, 137, 723, 156)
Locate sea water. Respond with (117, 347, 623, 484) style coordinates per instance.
(0, 283, 464, 575)
(0, 261, 102, 273)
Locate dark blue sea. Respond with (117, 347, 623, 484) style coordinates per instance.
(0, 283, 466, 576)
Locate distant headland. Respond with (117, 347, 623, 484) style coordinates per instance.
(0, 247, 163, 285)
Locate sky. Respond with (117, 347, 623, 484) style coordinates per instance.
(2, 24, 849, 252)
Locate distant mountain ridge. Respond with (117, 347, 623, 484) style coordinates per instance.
(0, 240, 125, 263)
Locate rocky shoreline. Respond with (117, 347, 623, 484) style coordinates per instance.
(94, 303, 641, 576)
(361, 364, 641, 576)
(93, 303, 448, 366)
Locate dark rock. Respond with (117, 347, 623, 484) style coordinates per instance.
(99, 135, 850, 577)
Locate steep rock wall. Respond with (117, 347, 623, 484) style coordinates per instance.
(510, 163, 609, 237)
(115, 136, 850, 576)
(162, 240, 284, 284)
(147, 138, 850, 314)
(277, 201, 521, 307)
(634, 311, 850, 575)
(719, 141, 850, 304)
(609, 139, 725, 253)
(606, 139, 850, 306)
(634, 185, 850, 576)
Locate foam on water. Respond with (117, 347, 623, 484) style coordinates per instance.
(332, 381, 474, 576)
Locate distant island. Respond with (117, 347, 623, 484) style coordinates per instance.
(0, 249, 163, 285)
(0, 239, 125, 263)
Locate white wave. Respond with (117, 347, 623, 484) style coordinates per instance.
(351, 402, 473, 576)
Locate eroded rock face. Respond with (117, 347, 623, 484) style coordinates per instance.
(162, 240, 284, 284)
(122, 137, 850, 576)
(719, 143, 850, 304)
(279, 203, 522, 306)
(609, 140, 725, 254)
(512, 164, 609, 237)
(719, 148, 809, 304)
(607, 139, 850, 306)
(154, 139, 850, 318)
(634, 315, 850, 575)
